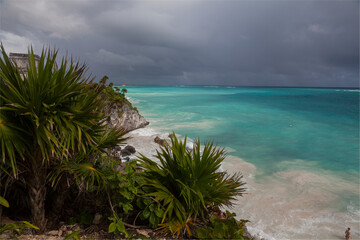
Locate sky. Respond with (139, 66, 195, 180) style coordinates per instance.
(0, 0, 359, 87)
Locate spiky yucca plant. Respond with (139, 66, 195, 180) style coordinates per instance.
(0, 45, 125, 231)
(138, 134, 246, 237)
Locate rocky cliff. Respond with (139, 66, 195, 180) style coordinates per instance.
(104, 101, 149, 133)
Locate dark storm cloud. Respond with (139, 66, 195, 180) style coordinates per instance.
(0, 0, 358, 87)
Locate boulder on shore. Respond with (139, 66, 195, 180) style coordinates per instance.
(154, 136, 168, 147)
(124, 145, 136, 154)
(121, 150, 131, 157)
(121, 145, 136, 157)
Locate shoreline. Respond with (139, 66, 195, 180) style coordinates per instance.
(124, 126, 360, 240)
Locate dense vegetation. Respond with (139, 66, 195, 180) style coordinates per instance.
(96, 75, 138, 114)
(0, 46, 249, 239)
(0, 46, 125, 232)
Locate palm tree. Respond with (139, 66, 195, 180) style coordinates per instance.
(137, 134, 246, 237)
(0, 45, 125, 231)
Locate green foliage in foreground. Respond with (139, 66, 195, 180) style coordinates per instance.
(196, 211, 249, 239)
(103, 158, 162, 234)
(64, 230, 81, 240)
(0, 45, 125, 231)
(106, 160, 141, 215)
(0, 221, 39, 239)
(137, 134, 246, 237)
(108, 214, 127, 237)
(0, 197, 9, 208)
(68, 208, 93, 225)
(0, 44, 249, 239)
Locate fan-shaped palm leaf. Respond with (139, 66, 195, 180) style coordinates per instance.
(137, 134, 246, 237)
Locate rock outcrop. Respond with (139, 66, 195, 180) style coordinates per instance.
(120, 145, 136, 157)
(105, 102, 149, 133)
(154, 136, 168, 146)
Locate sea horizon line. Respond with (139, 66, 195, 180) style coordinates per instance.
(114, 85, 360, 90)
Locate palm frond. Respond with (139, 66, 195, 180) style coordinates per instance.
(49, 160, 107, 190)
(137, 133, 246, 237)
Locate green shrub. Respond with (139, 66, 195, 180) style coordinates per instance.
(108, 214, 127, 238)
(103, 159, 163, 236)
(136, 198, 163, 228)
(0, 221, 39, 239)
(64, 230, 81, 240)
(196, 211, 250, 239)
(105, 160, 142, 215)
(68, 208, 93, 225)
(95, 76, 137, 112)
(137, 134, 246, 237)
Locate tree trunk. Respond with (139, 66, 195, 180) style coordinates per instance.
(27, 157, 47, 232)
(47, 175, 69, 228)
(0, 206, 2, 225)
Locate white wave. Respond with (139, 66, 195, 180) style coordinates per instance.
(126, 96, 141, 104)
(171, 119, 219, 130)
(247, 226, 277, 240)
(344, 89, 360, 92)
(224, 146, 236, 153)
(335, 89, 360, 92)
(219, 155, 360, 239)
(347, 202, 360, 221)
(127, 127, 162, 137)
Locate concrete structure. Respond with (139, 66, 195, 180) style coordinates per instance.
(9, 53, 40, 76)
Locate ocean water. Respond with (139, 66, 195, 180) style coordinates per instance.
(122, 86, 359, 239)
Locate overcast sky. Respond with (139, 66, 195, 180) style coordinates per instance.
(0, 0, 359, 87)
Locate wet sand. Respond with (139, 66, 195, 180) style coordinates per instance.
(222, 157, 359, 239)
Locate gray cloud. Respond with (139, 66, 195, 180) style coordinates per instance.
(0, 0, 358, 87)
(86, 49, 155, 69)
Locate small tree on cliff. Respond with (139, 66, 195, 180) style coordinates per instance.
(0, 45, 124, 231)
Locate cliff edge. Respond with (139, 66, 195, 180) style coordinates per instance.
(105, 101, 149, 133)
(95, 78, 149, 133)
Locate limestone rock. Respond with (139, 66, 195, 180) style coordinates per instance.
(121, 149, 131, 157)
(154, 136, 168, 146)
(47, 230, 59, 236)
(124, 145, 136, 154)
(92, 213, 102, 225)
(72, 224, 81, 232)
(105, 102, 149, 133)
(60, 225, 67, 232)
(136, 229, 152, 238)
(0, 234, 10, 239)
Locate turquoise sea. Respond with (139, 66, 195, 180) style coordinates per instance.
(123, 86, 359, 239)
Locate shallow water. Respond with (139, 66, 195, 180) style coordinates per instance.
(122, 86, 360, 239)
